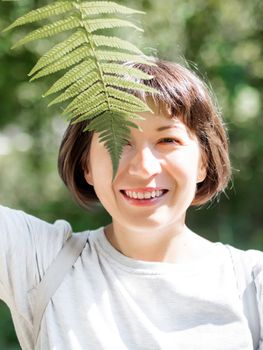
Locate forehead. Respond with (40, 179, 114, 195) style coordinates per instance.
(132, 109, 197, 140)
(142, 98, 196, 132)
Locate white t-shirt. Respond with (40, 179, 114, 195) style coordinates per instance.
(0, 205, 262, 350)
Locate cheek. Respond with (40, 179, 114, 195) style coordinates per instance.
(164, 149, 201, 185)
(89, 139, 113, 179)
(85, 140, 115, 203)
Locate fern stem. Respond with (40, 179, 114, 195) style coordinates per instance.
(87, 32, 111, 111)
(77, 3, 111, 113)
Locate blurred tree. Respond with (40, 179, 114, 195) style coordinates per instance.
(0, 0, 262, 347)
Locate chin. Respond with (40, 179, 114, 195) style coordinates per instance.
(124, 213, 176, 231)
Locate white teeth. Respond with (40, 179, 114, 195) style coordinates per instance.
(144, 192, 151, 199)
(138, 192, 144, 199)
(124, 190, 164, 199)
(132, 191, 138, 199)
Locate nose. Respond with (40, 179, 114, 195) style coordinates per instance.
(128, 146, 162, 178)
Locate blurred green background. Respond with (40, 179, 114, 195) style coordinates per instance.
(0, 0, 262, 347)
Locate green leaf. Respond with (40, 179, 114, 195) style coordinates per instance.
(96, 50, 153, 64)
(64, 92, 106, 117)
(5, 0, 155, 177)
(109, 97, 146, 113)
(49, 70, 100, 106)
(71, 101, 108, 122)
(85, 111, 133, 178)
(83, 18, 143, 33)
(92, 35, 143, 55)
(12, 16, 80, 49)
(44, 60, 94, 97)
(106, 87, 151, 111)
(30, 46, 91, 81)
(62, 81, 105, 113)
(101, 63, 154, 80)
(80, 1, 144, 16)
(105, 75, 157, 93)
(29, 30, 86, 76)
(3, 1, 74, 32)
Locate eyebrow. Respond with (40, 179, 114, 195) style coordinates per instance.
(156, 125, 180, 131)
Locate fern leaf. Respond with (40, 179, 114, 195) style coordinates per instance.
(101, 63, 153, 80)
(70, 101, 108, 122)
(109, 97, 146, 113)
(3, 1, 74, 32)
(107, 87, 151, 110)
(12, 16, 80, 49)
(44, 60, 94, 97)
(30, 46, 92, 81)
(83, 18, 143, 33)
(80, 1, 144, 16)
(105, 75, 157, 93)
(5, 0, 155, 178)
(49, 71, 99, 106)
(62, 81, 105, 114)
(96, 50, 152, 64)
(92, 35, 143, 55)
(86, 112, 138, 133)
(84, 111, 137, 177)
(64, 92, 106, 118)
(29, 31, 86, 76)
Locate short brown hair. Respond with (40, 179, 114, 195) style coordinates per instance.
(58, 58, 231, 208)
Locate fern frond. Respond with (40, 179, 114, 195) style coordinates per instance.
(62, 81, 105, 113)
(12, 16, 80, 49)
(83, 18, 143, 33)
(84, 111, 139, 177)
(44, 60, 94, 97)
(96, 50, 152, 64)
(101, 63, 153, 80)
(109, 97, 146, 113)
(64, 92, 106, 118)
(30, 46, 92, 81)
(105, 75, 157, 93)
(107, 87, 151, 111)
(80, 1, 144, 16)
(92, 35, 143, 55)
(29, 31, 86, 76)
(49, 71, 99, 106)
(3, 1, 74, 32)
(5, 0, 157, 178)
(71, 101, 108, 122)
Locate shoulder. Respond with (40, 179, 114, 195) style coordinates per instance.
(227, 245, 263, 277)
(225, 245, 263, 349)
(0, 205, 73, 283)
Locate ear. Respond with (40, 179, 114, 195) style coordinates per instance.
(84, 166, 94, 186)
(197, 153, 207, 184)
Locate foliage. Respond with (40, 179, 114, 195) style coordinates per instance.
(3, 0, 156, 177)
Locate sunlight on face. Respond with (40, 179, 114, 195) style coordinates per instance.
(84, 111, 206, 231)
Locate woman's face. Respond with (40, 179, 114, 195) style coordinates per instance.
(84, 110, 206, 231)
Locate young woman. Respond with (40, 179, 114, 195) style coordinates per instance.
(0, 59, 262, 350)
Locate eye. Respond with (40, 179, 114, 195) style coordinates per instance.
(123, 139, 132, 147)
(158, 138, 181, 145)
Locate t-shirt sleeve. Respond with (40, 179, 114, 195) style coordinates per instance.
(242, 249, 263, 350)
(251, 252, 263, 350)
(0, 205, 72, 318)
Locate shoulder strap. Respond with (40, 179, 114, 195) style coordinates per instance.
(33, 232, 89, 345)
(227, 245, 260, 349)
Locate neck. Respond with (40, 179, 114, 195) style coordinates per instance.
(104, 221, 210, 263)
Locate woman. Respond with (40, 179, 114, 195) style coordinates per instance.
(0, 59, 262, 349)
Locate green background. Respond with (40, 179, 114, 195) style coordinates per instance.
(0, 0, 262, 347)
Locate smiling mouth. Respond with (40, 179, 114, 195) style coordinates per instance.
(120, 189, 168, 200)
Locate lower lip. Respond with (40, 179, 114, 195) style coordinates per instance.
(120, 191, 168, 207)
